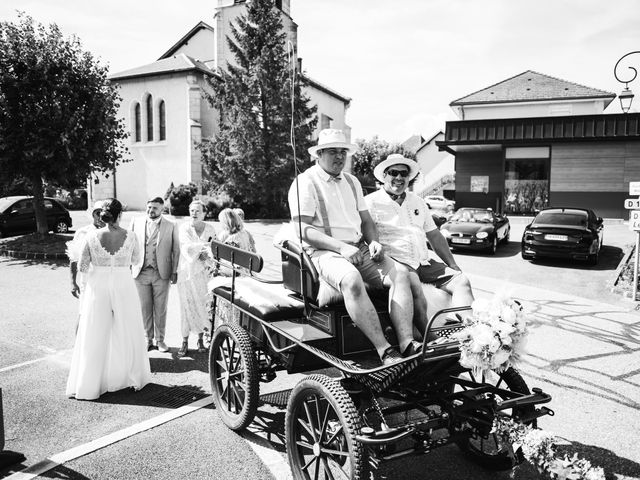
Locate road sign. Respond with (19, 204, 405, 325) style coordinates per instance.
(630, 210, 640, 231)
(625, 198, 640, 209)
(630, 182, 640, 195)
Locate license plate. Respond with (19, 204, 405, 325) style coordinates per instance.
(451, 237, 471, 244)
(545, 234, 568, 241)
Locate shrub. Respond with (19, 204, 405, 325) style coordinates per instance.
(165, 182, 198, 216)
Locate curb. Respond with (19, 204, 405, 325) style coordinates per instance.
(0, 249, 68, 261)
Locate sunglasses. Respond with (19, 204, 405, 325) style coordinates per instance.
(385, 169, 410, 178)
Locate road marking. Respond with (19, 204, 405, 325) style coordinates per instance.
(0, 357, 48, 374)
(243, 429, 293, 480)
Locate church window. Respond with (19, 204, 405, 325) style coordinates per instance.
(134, 103, 141, 142)
(146, 94, 154, 141)
(159, 100, 166, 141)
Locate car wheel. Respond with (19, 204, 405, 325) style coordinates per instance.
(54, 220, 70, 233)
(488, 237, 497, 255)
(588, 250, 599, 266)
(503, 228, 510, 243)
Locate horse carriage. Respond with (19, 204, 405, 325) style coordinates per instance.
(207, 238, 553, 480)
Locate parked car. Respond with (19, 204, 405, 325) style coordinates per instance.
(0, 196, 73, 237)
(521, 207, 604, 265)
(440, 207, 510, 254)
(424, 195, 455, 210)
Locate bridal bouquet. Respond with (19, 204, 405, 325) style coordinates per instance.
(453, 292, 528, 376)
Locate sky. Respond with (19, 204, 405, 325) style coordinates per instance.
(2, 0, 640, 143)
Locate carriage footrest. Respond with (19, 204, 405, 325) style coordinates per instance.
(212, 277, 306, 322)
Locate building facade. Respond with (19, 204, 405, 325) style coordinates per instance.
(92, 0, 351, 210)
(437, 70, 639, 218)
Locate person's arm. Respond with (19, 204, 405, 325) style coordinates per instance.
(426, 229, 461, 271)
(359, 210, 383, 261)
(293, 215, 363, 265)
(171, 222, 180, 284)
(70, 261, 80, 298)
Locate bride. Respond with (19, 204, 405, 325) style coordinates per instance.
(66, 198, 151, 400)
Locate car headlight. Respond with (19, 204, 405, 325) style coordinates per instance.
(441, 229, 451, 238)
(476, 232, 488, 239)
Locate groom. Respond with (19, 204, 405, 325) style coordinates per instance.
(130, 197, 180, 352)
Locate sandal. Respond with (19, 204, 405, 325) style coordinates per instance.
(197, 338, 207, 353)
(177, 341, 189, 357)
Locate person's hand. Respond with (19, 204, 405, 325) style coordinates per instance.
(198, 250, 209, 262)
(339, 243, 363, 266)
(368, 241, 384, 262)
(170, 273, 178, 284)
(71, 282, 80, 298)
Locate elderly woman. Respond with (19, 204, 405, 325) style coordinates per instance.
(176, 200, 217, 357)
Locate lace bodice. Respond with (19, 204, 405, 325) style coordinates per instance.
(79, 230, 140, 272)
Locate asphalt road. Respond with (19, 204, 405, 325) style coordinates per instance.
(0, 212, 638, 480)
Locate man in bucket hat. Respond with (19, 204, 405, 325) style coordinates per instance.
(287, 129, 421, 365)
(365, 154, 474, 336)
(68, 200, 107, 299)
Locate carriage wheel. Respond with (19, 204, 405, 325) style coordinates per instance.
(454, 367, 535, 470)
(209, 323, 259, 431)
(285, 375, 366, 480)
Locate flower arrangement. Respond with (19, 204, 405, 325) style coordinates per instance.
(494, 418, 605, 480)
(453, 292, 528, 377)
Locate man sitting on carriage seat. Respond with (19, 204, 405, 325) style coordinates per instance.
(365, 154, 474, 336)
(287, 129, 422, 365)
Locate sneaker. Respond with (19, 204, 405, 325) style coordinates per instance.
(402, 340, 422, 357)
(147, 341, 157, 352)
(380, 346, 402, 366)
(157, 341, 170, 352)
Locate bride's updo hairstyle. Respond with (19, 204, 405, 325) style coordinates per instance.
(100, 198, 123, 224)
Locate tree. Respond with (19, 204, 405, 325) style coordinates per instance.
(351, 136, 416, 188)
(0, 13, 128, 234)
(199, 0, 317, 218)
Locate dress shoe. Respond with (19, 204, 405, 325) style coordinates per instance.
(380, 346, 402, 366)
(177, 341, 188, 358)
(147, 342, 157, 352)
(157, 341, 170, 352)
(402, 340, 422, 358)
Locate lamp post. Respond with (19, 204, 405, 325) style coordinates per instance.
(613, 51, 640, 113)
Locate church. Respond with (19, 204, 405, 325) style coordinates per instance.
(90, 0, 351, 210)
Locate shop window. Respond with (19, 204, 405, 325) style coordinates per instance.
(504, 158, 549, 214)
(146, 95, 153, 141)
(159, 100, 166, 141)
(133, 103, 141, 142)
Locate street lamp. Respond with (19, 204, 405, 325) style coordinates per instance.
(614, 51, 640, 113)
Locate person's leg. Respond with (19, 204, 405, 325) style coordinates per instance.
(151, 272, 171, 346)
(439, 272, 474, 308)
(380, 262, 416, 355)
(407, 270, 429, 336)
(134, 271, 154, 346)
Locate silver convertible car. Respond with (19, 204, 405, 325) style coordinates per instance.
(439, 208, 510, 254)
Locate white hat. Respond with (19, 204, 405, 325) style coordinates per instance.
(308, 129, 358, 159)
(373, 154, 420, 183)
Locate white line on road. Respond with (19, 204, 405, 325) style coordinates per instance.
(0, 357, 48, 374)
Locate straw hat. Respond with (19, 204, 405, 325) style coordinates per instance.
(308, 129, 358, 159)
(373, 153, 420, 183)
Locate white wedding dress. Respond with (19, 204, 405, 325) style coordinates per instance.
(66, 230, 151, 400)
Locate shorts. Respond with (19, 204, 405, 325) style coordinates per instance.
(414, 260, 459, 287)
(309, 243, 395, 291)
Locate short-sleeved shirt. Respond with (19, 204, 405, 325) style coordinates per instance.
(287, 164, 366, 245)
(365, 189, 437, 269)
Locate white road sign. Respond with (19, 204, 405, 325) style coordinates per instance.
(630, 210, 640, 231)
(630, 182, 640, 196)
(625, 198, 640, 209)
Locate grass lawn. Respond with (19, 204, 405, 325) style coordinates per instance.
(0, 232, 72, 255)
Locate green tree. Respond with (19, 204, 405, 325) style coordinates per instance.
(199, 0, 317, 218)
(0, 13, 128, 234)
(351, 136, 416, 188)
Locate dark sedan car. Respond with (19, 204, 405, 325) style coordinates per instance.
(521, 207, 604, 265)
(0, 196, 73, 237)
(439, 208, 510, 254)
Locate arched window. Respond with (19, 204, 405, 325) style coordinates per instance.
(134, 103, 141, 142)
(146, 95, 153, 141)
(159, 100, 166, 141)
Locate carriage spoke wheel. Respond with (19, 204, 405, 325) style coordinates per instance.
(209, 323, 259, 430)
(285, 375, 366, 480)
(454, 367, 535, 470)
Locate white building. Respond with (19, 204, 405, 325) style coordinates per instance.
(91, 0, 351, 210)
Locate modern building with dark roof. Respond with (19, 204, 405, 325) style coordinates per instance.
(91, 0, 351, 209)
(437, 71, 638, 218)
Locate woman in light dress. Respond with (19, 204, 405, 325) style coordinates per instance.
(66, 199, 151, 400)
(176, 200, 217, 357)
(218, 208, 256, 252)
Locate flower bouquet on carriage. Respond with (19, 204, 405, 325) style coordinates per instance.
(453, 291, 528, 377)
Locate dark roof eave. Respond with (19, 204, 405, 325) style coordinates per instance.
(109, 66, 220, 82)
(302, 74, 351, 104)
(450, 94, 616, 107)
(158, 21, 215, 60)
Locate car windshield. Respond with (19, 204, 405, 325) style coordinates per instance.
(0, 198, 15, 213)
(451, 209, 493, 223)
(533, 210, 588, 227)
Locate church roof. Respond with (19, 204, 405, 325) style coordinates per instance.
(108, 54, 215, 81)
(450, 70, 615, 107)
(158, 21, 215, 60)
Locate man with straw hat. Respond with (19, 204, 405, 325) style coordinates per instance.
(287, 129, 421, 365)
(365, 154, 474, 335)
